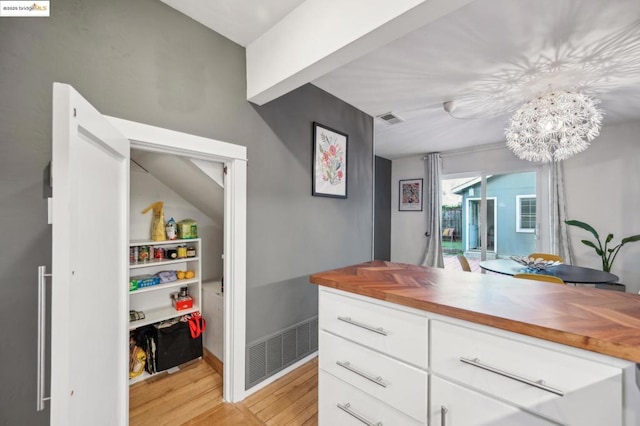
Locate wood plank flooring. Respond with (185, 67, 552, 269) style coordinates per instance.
(130, 358, 318, 426)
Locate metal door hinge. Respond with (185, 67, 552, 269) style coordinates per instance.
(47, 198, 53, 225)
(223, 166, 228, 175)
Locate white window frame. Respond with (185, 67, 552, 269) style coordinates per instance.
(516, 194, 536, 233)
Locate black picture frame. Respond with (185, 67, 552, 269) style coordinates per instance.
(312, 122, 348, 199)
(399, 178, 423, 211)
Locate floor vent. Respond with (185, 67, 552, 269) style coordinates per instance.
(266, 335, 282, 375)
(246, 316, 318, 389)
(309, 318, 318, 352)
(247, 342, 266, 386)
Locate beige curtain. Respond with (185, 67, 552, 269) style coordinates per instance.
(421, 153, 444, 268)
(550, 161, 573, 263)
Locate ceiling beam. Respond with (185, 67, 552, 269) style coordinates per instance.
(246, 0, 475, 105)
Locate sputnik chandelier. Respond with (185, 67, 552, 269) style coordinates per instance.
(505, 90, 603, 162)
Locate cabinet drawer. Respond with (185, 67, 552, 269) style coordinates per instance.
(320, 331, 427, 421)
(319, 370, 424, 426)
(431, 320, 622, 425)
(430, 376, 555, 426)
(320, 289, 428, 368)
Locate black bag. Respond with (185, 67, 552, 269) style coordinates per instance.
(131, 326, 157, 374)
(153, 319, 202, 371)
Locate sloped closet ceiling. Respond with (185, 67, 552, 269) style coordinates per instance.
(159, 0, 306, 46)
(130, 151, 224, 226)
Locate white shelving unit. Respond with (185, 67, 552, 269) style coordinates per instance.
(128, 238, 203, 385)
(128, 238, 202, 330)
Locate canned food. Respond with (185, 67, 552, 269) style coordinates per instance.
(154, 247, 165, 259)
(177, 245, 187, 258)
(138, 246, 150, 262)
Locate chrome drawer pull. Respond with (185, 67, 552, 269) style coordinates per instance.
(337, 402, 383, 426)
(336, 360, 387, 388)
(337, 316, 388, 336)
(460, 357, 564, 396)
(441, 405, 448, 426)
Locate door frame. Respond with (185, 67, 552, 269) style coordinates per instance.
(465, 196, 497, 253)
(106, 116, 247, 403)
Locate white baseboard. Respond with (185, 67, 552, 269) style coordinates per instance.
(242, 351, 318, 398)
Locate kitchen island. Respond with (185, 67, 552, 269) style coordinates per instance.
(310, 260, 640, 425)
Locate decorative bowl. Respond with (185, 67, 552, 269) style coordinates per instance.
(510, 256, 562, 271)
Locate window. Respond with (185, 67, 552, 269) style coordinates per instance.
(516, 195, 536, 233)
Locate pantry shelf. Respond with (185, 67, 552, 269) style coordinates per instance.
(128, 305, 200, 330)
(129, 278, 199, 294)
(129, 238, 202, 333)
(129, 238, 199, 247)
(129, 256, 200, 269)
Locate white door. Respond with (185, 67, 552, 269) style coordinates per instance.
(51, 83, 129, 425)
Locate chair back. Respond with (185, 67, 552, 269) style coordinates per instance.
(457, 255, 471, 272)
(514, 273, 564, 285)
(528, 253, 563, 263)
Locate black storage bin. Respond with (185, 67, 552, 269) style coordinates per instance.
(154, 319, 202, 371)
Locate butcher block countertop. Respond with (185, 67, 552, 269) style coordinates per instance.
(310, 260, 640, 363)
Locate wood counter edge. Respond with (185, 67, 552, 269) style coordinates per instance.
(309, 275, 640, 364)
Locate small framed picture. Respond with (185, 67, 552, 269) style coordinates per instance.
(399, 178, 423, 211)
(312, 122, 348, 199)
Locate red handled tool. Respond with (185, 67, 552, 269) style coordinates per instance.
(188, 312, 206, 339)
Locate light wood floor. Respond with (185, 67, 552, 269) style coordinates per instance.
(130, 357, 318, 425)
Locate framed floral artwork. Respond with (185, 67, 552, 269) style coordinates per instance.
(312, 122, 348, 198)
(399, 178, 423, 211)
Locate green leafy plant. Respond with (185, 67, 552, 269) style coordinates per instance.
(565, 219, 640, 272)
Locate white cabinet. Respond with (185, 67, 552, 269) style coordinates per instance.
(430, 376, 555, 426)
(320, 331, 428, 420)
(317, 287, 638, 426)
(320, 289, 428, 369)
(318, 288, 429, 425)
(430, 320, 622, 425)
(319, 371, 422, 426)
(128, 238, 202, 329)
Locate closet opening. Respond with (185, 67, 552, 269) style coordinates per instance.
(105, 113, 248, 404)
(127, 149, 226, 393)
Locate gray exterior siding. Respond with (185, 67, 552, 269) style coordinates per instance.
(460, 172, 536, 257)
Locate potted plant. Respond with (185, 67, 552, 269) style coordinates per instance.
(565, 219, 640, 291)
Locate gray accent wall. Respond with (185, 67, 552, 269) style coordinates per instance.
(374, 156, 392, 260)
(249, 85, 373, 343)
(0, 0, 373, 424)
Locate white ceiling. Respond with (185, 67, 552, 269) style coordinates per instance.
(160, 0, 307, 47)
(162, 0, 640, 160)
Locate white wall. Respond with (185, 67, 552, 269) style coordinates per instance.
(391, 156, 429, 264)
(391, 121, 640, 293)
(563, 121, 640, 294)
(130, 168, 223, 282)
(391, 145, 535, 264)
